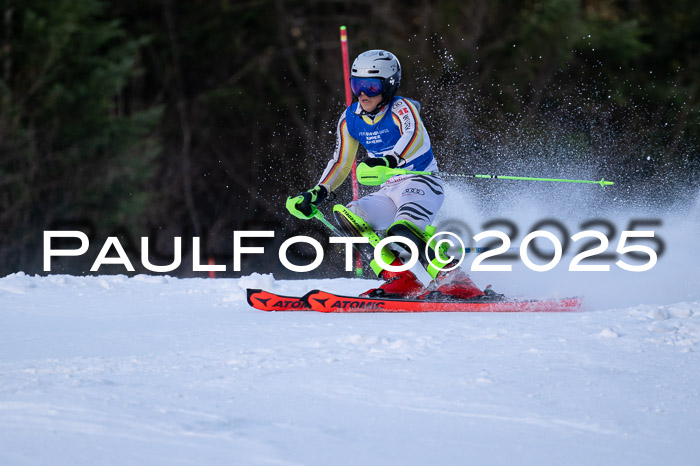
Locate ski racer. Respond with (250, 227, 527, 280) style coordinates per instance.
(286, 49, 483, 300)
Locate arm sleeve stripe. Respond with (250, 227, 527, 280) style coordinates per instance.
(397, 100, 421, 159)
(320, 119, 347, 185)
(392, 113, 402, 134)
(319, 118, 358, 190)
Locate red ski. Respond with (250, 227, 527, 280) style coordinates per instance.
(306, 290, 582, 313)
(247, 289, 582, 313)
(246, 289, 313, 311)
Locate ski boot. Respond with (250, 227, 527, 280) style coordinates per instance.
(361, 258, 427, 299)
(421, 260, 484, 301)
(482, 285, 505, 301)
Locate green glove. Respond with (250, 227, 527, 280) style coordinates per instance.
(286, 185, 328, 220)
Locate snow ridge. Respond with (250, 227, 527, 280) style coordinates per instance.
(1, 273, 699, 465)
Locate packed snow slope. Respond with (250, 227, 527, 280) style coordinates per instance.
(1, 271, 699, 466)
(2, 185, 700, 465)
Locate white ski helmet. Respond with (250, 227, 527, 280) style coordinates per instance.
(350, 49, 401, 103)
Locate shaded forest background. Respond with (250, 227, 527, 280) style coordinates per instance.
(1, 0, 698, 277)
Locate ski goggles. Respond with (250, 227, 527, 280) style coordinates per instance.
(350, 77, 383, 97)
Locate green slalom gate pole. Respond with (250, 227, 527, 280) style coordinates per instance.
(355, 164, 614, 188)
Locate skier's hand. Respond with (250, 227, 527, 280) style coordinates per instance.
(285, 185, 328, 220)
(362, 153, 402, 169)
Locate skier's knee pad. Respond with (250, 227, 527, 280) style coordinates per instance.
(333, 204, 375, 241)
(386, 220, 432, 262)
(333, 204, 395, 276)
(386, 220, 451, 279)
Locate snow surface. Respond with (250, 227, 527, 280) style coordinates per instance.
(2, 185, 700, 465)
(1, 271, 700, 465)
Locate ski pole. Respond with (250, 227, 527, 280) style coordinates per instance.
(356, 164, 614, 188)
(312, 209, 338, 234)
